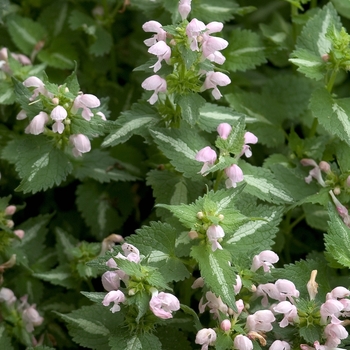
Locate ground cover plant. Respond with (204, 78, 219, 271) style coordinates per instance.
(1, 0, 350, 349)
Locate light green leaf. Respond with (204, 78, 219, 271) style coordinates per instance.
(7, 15, 47, 55)
(127, 222, 190, 282)
(59, 304, 123, 350)
(55, 227, 79, 264)
(310, 88, 350, 145)
(324, 203, 350, 268)
(290, 3, 341, 80)
(34, 265, 76, 288)
(198, 103, 257, 133)
(0, 325, 14, 350)
(176, 93, 206, 126)
(191, 245, 236, 310)
(150, 126, 208, 179)
(224, 29, 266, 72)
(102, 102, 159, 147)
(240, 162, 294, 204)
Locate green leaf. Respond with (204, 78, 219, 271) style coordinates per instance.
(155, 326, 192, 350)
(190, 0, 239, 23)
(216, 332, 234, 350)
(150, 126, 209, 179)
(127, 222, 190, 282)
(59, 304, 123, 350)
(73, 150, 139, 183)
(299, 324, 323, 344)
(225, 205, 283, 254)
(177, 93, 206, 126)
(37, 37, 78, 69)
(55, 227, 79, 264)
(7, 15, 47, 55)
(34, 265, 76, 289)
(290, 3, 341, 80)
(324, 203, 350, 268)
(0, 325, 14, 350)
(76, 181, 125, 240)
(224, 29, 266, 72)
(102, 102, 159, 147)
(309, 88, 350, 146)
(332, 0, 350, 19)
(89, 26, 113, 56)
(0, 81, 15, 104)
(198, 103, 256, 133)
(109, 332, 162, 350)
(191, 245, 236, 310)
(240, 162, 294, 204)
(146, 169, 206, 220)
(215, 117, 245, 155)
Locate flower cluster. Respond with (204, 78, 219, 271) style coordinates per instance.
(1, 204, 25, 240)
(101, 243, 180, 319)
(195, 123, 258, 188)
(0, 288, 43, 342)
(20, 76, 105, 157)
(192, 250, 350, 350)
(0, 47, 31, 75)
(140, 0, 230, 105)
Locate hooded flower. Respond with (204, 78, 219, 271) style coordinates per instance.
(273, 301, 299, 327)
(25, 112, 49, 135)
(195, 328, 217, 350)
(195, 146, 217, 174)
(202, 71, 231, 99)
(22, 304, 44, 332)
(142, 21, 167, 47)
(225, 164, 244, 188)
(251, 250, 279, 272)
(240, 132, 258, 158)
(69, 134, 91, 157)
(233, 335, 253, 350)
(148, 40, 171, 72)
(178, 0, 191, 20)
(300, 159, 326, 186)
(149, 291, 180, 319)
(246, 309, 275, 332)
(50, 105, 67, 134)
(71, 93, 100, 121)
(141, 75, 167, 105)
(102, 290, 126, 313)
(116, 243, 141, 263)
(23, 76, 53, 101)
(217, 123, 232, 139)
(206, 224, 225, 251)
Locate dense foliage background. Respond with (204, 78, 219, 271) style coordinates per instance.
(1, 0, 350, 349)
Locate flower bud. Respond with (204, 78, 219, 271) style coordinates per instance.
(220, 319, 231, 331)
(346, 175, 350, 187)
(188, 230, 198, 239)
(5, 205, 16, 216)
(52, 97, 59, 105)
(334, 187, 341, 195)
(197, 211, 204, 219)
(14, 229, 25, 239)
(321, 53, 329, 62)
(6, 220, 14, 228)
(218, 214, 224, 221)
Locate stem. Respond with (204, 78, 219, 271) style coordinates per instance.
(309, 117, 318, 138)
(213, 170, 224, 192)
(291, 4, 299, 45)
(327, 67, 338, 93)
(310, 0, 317, 9)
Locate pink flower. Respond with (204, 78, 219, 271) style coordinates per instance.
(220, 319, 231, 331)
(5, 205, 16, 215)
(255, 283, 280, 306)
(50, 105, 67, 134)
(273, 301, 299, 327)
(16, 109, 27, 120)
(327, 287, 350, 300)
(148, 41, 171, 72)
(25, 111, 49, 135)
(186, 19, 206, 51)
(225, 164, 244, 188)
(233, 335, 253, 350)
(233, 299, 244, 317)
(240, 132, 258, 158)
(202, 71, 231, 99)
(195, 146, 217, 174)
(22, 305, 44, 332)
(320, 299, 344, 324)
(234, 274, 242, 295)
(141, 75, 167, 105)
(69, 134, 91, 157)
(178, 0, 191, 20)
(102, 290, 126, 313)
(149, 292, 180, 319)
(72, 93, 100, 121)
(202, 35, 228, 61)
(0, 287, 16, 304)
(23, 76, 53, 101)
(206, 224, 225, 251)
(269, 340, 291, 350)
(201, 291, 228, 318)
(191, 277, 205, 289)
(217, 123, 232, 139)
(324, 323, 348, 347)
(275, 279, 300, 303)
(142, 21, 167, 47)
(116, 243, 140, 263)
(300, 159, 325, 186)
(251, 250, 279, 272)
(246, 309, 275, 332)
(14, 229, 25, 239)
(195, 328, 216, 350)
(329, 190, 350, 227)
(101, 271, 124, 291)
